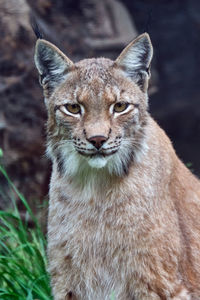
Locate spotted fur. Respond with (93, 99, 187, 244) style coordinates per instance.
(34, 33, 200, 299)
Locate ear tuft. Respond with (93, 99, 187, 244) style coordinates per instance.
(115, 33, 153, 91)
(31, 16, 43, 39)
(34, 39, 74, 97)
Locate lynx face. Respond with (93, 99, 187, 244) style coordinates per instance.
(35, 34, 153, 177)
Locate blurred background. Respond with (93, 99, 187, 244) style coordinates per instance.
(0, 0, 200, 212)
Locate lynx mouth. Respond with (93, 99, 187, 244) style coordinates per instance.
(76, 149, 118, 168)
(77, 149, 118, 157)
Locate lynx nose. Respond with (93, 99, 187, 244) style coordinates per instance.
(88, 135, 107, 150)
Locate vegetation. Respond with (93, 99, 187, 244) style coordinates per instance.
(0, 149, 52, 300)
(0, 150, 116, 299)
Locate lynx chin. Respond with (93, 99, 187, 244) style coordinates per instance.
(34, 33, 200, 299)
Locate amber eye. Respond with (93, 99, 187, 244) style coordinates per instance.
(113, 102, 129, 113)
(64, 104, 81, 114)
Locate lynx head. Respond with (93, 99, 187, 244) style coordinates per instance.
(34, 33, 153, 178)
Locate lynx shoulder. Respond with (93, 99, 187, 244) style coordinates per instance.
(34, 33, 200, 300)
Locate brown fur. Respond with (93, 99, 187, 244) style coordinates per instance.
(34, 33, 200, 299)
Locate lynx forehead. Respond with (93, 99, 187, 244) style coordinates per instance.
(34, 33, 200, 300)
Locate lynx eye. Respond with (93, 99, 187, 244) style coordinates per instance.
(64, 104, 81, 114)
(113, 102, 129, 113)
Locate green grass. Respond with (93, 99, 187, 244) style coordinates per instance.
(0, 150, 115, 300)
(0, 151, 52, 299)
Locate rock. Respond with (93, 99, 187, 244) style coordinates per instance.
(83, 0, 138, 50)
(0, 0, 48, 209)
(123, 0, 200, 175)
(0, 0, 199, 212)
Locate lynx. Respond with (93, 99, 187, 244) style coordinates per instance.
(34, 33, 200, 299)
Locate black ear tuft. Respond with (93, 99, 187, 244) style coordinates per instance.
(30, 15, 43, 39)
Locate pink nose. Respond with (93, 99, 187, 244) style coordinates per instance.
(88, 135, 107, 150)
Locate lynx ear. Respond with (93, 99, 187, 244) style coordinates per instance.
(115, 33, 153, 91)
(34, 39, 74, 97)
